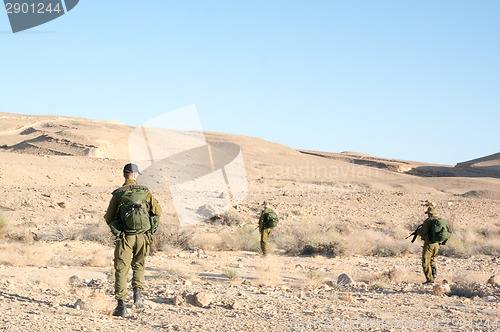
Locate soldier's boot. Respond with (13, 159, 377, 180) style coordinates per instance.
(133, 287, 145, 309)
(113, 300, 128, 317)
(432, 267, 437, 279)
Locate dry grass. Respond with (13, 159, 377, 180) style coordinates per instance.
(0, 242, 54, 267)
(83, 248, 112, 267)
(159, 260, 191, 279)
(49, 242, 112, 268)
(448, 273, 488, 299)
(74, 221, 114, 247)
(255, 256, 283, 286)
(224, 268, 239, 280)
(0, 211, 7, 233)
(35, 273, 70, 290)
(275, 218, 416, 258)
(222, 223, 260, 252)
(440, 228, 500, 258)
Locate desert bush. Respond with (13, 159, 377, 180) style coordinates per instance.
(307, 269, 325, 281)
(449, 281, 487, 298)
(275, 218, 342, 256)
(369, 280, 391, 291)
(151, 217, 181, 251)
(301, 239, 347, 258)
(0, 211, 7, 231)
(0, 242, 53, 267)
(4, 222, 36, 244)
(224, 269, 239, 280)
(189, 232, 226, 251)
(159, 260, 191, 279)
(211, 210, 244, 226)
(222, 223, 260, 252)
(73, 221, 113, 246)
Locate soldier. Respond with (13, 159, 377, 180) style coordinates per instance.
(104, 163, 162, 316)
(417, 205, 440, 284)
(258, 201, 278, 256)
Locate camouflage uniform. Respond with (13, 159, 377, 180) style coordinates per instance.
(258, 206, 275, 256)
(417, 206, 439, 283)
(104, 179, 162, 301)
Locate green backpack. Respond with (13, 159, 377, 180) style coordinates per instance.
(263, 210, 279, 229)
(429, 217, 450, 245)
(113, 185, 151, 234)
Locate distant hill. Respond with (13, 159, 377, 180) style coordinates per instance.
(1, 112, 498, 180)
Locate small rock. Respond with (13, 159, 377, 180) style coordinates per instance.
(144, 300, 159, 309)
(487, 275, 498, 285)
(194, 292, 215, 307)
(57, 202, 67, 209)
(74, 299, 84, 310)
(231, 300, 246, 310)
(183, 280, 192, 286)
(432, 284, 446, 296)
(173, 295, 185, 306)
(337, 273, 355, 286)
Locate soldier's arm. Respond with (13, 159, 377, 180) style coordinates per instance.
(258, 212, 264, 232)
(147, 191, 162, 217)
(104, 195, 119, 225)
(417, 219, 431, 237)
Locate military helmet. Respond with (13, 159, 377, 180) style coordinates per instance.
(425, 206, 436, 215)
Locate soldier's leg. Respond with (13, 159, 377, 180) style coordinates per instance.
(421, 243, 434, 282)
(261, 228, 272, 256)
(430, 243, 440, 278)
(131, 233, 150, 290)
(114, 234, 135, 300)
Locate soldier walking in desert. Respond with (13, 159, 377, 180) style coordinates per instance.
(104, 163, 162, 316)
(416, 203, 450, 284)
(258, 201, 279, 256)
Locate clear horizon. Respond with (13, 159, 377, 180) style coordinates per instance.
(1, 1, 499, 166)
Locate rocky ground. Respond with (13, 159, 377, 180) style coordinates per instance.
(0, 250, 499, 331)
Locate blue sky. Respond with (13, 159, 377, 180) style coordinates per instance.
(1, 1, 499, 165)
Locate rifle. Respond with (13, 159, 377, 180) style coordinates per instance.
(406, 224, 423, 243)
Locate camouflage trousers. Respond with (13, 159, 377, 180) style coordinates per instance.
(114, 233, 151, 300)
(260, 228, 273, 256)
(422, 242, 440, 282)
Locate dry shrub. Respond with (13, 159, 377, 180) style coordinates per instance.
(83, 248, 112, 267)
(211, 211, 244, 226)
(0, 211, 7, 232)
(159, 260, 191, 279)
(256, 256, 282, 286)
(151, 216, 181, 251)
(277, 218, 414, 258)
(449, 274, 487, 298)
(191, 232, 225, 251)
(369, 279, 391, 291)
(4, 223, 36, 244)
(224, 269, 239, 280)
(275, 218, 345, 256)
(438, 228, 500, 258)
(0, 242, 53, 267)
(306, 269, 325, 281)
(35, 274, 70, 290)
(222, 223, 260, 252)
(50, 242, 111, 267)
(74, 221, 114, 246)
(352, 229, 413, 257)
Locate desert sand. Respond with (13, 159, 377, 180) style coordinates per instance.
(0, 112, 499, 331)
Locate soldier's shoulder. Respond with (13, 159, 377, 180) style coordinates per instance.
(112, 184, 149, 195)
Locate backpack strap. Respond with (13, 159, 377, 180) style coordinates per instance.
(112, 185, 149, 195)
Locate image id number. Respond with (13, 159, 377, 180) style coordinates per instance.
(5, 2, 62, 14)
